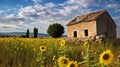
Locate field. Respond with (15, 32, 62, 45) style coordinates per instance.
(0, 37, 120, 67)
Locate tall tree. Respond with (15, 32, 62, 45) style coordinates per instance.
(47, 23, 64, 38)
(33, 27, 38, 38)
(26, 29, 29, 38)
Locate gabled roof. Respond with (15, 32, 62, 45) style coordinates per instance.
(67, 9, 107, 26)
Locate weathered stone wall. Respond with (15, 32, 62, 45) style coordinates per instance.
(67, 21, 97, 40)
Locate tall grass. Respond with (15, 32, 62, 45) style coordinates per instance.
(0, 38, 120, 67)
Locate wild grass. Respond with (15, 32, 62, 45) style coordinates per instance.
(0, 37, 120, 67)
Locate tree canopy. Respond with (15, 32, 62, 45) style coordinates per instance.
(47, 23, 64, 38)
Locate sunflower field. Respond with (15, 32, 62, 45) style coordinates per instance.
(0, 37, 120, 67)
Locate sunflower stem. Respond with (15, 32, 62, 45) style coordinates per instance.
(86, 46, 90, 67)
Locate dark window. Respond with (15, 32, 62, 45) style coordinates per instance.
(73, 31, 77, 37)
(84, 29, 88, 36)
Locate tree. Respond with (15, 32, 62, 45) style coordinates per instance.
(33, 27, 38, 38)
(47, 23, 64, 38)
(26, 29, 29, 38)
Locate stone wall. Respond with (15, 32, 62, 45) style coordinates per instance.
(67, 21, 97, 40)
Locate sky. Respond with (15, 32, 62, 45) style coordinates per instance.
(0, 0, 120, 37)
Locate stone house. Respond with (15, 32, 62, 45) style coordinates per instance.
(66, 9, 116, 40)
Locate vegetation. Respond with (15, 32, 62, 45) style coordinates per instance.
(47, 23, 64, 38)
(33, 27, 38, 38)
(26, 29, 29, 38)
(0, 38, 120, 67)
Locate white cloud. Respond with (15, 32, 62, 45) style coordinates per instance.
(58, 5, 79, 16)
(18, 2, 56, 19)
(0, 10, 4, 14)
(0, 14, 26, 32)
(44, 2, 56, 8)
(0, 23, 25, 32)
(64, 0, 94, 8)
(32, 0, 42, 3)
(0, 14, 25, 23)
(93, 0, 120, 10)
(107, 4, 118, 8)
(12, 0, 93, 33)
(0, 0, 94, 33)
(1, 0, 119, 34)
(1, 24, 18, 28)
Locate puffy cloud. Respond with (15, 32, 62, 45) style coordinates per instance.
(44, 2, 56, 8)
(0, 24, 19, 28)
(0, 0, 120, 35)
(0, 14, 25, 24)
(58, 5, 79, 16)
(0, 14, 26, 32)
(106, 4, 119, 8)
(0, 23, 25, 32)
(0, 10, 4, 14)
(18, 2, 56, 19)
(32, 0, 42, 3)
(66, 0, 94, 8)
(93, 0, 120, 10)
(4, 0, 92, 33)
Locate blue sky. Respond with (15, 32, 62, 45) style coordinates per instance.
(0, 0, 120, 37)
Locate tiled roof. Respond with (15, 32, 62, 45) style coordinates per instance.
(67, 9, 107, 26)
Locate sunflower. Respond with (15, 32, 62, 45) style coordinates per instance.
(57, 56, 69, 67)
(66, 61, 78, 67)
(99, 50, 114, 65)
(40, 46, 46, 52)
(60, 39, 65, 46)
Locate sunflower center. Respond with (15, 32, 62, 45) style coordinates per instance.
(70, 63, 75, 67)
(42, 47, 45, 50)
(62, 59, 68, 64)
(103, 53, 109, 60)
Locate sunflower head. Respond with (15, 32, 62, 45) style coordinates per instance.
(57, 56, 69, 67)
(60, 39, 65, 46)
(40, 46, 46, 52)
(66, 61, 78, 67)
(99, 50, 114, 65)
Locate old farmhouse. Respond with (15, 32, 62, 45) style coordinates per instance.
(66, 9, 116, 40)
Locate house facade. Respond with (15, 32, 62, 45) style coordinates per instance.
(66, 9, 116, 40)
